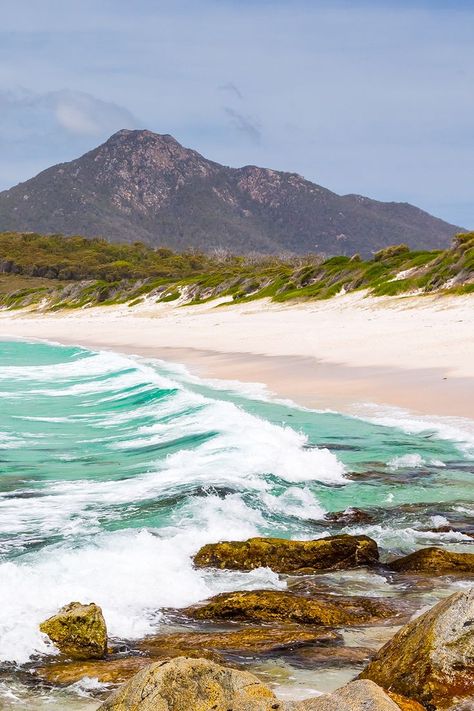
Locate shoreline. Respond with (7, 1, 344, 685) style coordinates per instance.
(1, 292, 473, 418)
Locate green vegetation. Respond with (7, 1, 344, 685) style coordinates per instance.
(0, 231, 472, 311)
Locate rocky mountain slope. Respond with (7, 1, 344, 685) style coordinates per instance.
(0, 129, 461, 255)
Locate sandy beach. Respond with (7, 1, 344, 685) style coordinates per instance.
(1, 291, 473, 418)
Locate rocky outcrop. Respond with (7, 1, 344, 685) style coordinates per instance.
(39, 601, 107, 660)
(183, 590, 396, 626)
(137, 625, 341, 659)
(193, 535, 379, 574)
(99, 656, 287, 710)
(294, 680, 404, 710)
(359, 588, 474, 709)
(35, 625, 347, 686)
(389, 547, 474, 575)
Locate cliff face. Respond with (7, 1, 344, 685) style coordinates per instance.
(0, 129, 460, 255)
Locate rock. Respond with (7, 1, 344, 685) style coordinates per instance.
(288, 645, 373, 669)
(324, 508, 375, 526)
(386, 692, 426, 711)
(448, 700, 474, 710)
(35, 656, 153, 686)
(193, 535, 379, 574)
(39, 601, 107, 660)
(426, 526, 474, 539)
(294, 679, 402, 710)
(99, 656, 287, 710)
(359, 588, 474, 709)
(389, 547, 474, 575)
(183, 590, 397, 626)
(137, 625, 341, 659)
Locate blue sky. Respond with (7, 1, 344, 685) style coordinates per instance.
(1, 0, 472, 227)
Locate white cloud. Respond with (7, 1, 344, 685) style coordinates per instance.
(52, 91, 137, 136)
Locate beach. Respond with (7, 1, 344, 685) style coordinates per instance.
(1, 291, 473, 417)
(0, 294, 473, 709)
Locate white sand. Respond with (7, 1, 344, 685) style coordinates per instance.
(1, 292, 473, 416)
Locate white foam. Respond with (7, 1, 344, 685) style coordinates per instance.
(388, 453, 446, 469)
(0, 494, 287, 664)
(353, 403, 474, 458)
(261, 486, 326, 521)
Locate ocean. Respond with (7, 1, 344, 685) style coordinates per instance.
(0, 338, 473, 708)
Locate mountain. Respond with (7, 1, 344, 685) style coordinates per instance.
(0, 129, 461, 256)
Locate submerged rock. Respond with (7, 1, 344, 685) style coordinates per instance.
(183, 590, 397, 626)
(193, 535, 379, 574)
(359, 588, 474, 709)
(35, 655, 153, 686)
(99, 656, 287, 710)
(324, 508, 375, 526)
(137, 625, 341, 658)
(389, 547, 474, 575)
(288, 645, 373, 669)
(426, 526, 474, 539)
(39, 601, 107, 660)
(294, 679, 403, 710)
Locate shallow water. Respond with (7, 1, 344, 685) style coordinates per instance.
(0, 339, 473, 707)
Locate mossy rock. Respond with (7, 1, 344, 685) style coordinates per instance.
(39, 601, 107, 660)
(193, 535, 379, 574)
(389, 547, 474, 575)
(99, 656, 288, 710)
(183, 590, 397, 626)
(359, 588, 474, 709)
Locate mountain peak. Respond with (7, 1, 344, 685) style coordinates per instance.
(0, 130, 461, 255)
(106, 128, 179, 145)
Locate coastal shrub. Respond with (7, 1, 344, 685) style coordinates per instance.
(0, 231, 472, 309)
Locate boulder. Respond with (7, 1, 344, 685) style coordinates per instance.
(183, 590, 397, 626)
(99, 656, 288, 710)
(193, 535, 379, 574)
(294, 680, 402, 710)
(39, 601, 107, 660)
(359, 588, 474, 709)
(138, 625, 341, 659)
(389, 547, 474, 575)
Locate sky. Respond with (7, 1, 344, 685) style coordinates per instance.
(0, 0, 472, 227)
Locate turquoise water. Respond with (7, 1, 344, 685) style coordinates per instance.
(0, 339, 473, 706)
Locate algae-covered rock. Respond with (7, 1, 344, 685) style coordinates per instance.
(138, 625, 341, 659)
(183, 590, 396, 626)
(294, 679, 402, 710)
(389, 547, 474, 575)
(99, 656, 287, 710)
(359, 588, 474, 709)
(39, 601, 107, 660)
(194, 535, 379, 574)
(36, 656, 153, 686)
